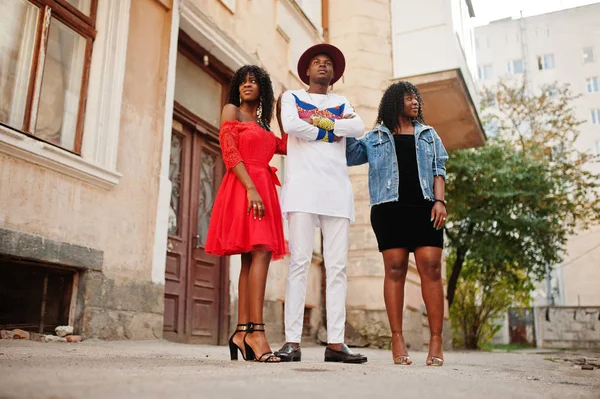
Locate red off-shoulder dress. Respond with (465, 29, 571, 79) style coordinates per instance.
(205, 120, 288, 260)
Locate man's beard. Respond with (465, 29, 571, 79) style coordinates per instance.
(311, 74, 332, 86)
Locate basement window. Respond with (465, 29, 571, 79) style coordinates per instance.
(0, 259, 76, 334)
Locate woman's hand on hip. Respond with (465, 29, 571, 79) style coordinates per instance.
(431, 202, 447, 230)
(247, 187, 265, 220)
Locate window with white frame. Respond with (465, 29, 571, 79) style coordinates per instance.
(0, 0, 98, 154)
(478, 64, 493, 80)
(507, 59, 524, 75)
(0, 0, 130, 189)
(537, 54, 555, 70)
(583, 47, 595, 63)
(586, 77, 599, 93)
(591, 109, 600, 125)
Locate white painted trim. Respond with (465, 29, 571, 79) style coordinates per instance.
(276, 25, 291, 43)
(391, 0, 398, 78)
(81, 0, 131, 170)
(280, 0, 322, 41)
(0, 124, 121, 189)
(151, 0, 180, 284)
(180, 2, 258, 72)
(218, 0, 236, 14)
(10, 5, 38, 127)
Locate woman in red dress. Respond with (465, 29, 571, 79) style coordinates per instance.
(205, 65, 286, 363)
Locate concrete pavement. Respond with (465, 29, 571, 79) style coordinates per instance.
(0, 339, 598, 399)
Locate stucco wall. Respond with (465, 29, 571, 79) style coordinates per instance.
(391, 0, 455, 78)
(0, 0, 174, 339)
(1, 0, 171, 280)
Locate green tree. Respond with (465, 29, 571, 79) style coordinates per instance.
(445, 141, 564, 308)
(482, 80, 599, 231)
(449, 256, 532, 349)
(445, 80, 600, 310)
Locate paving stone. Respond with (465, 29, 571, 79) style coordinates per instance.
(55, 326, 74, 337)
(43, 335, 67, 343)
(12, 329, 30, 340)
(29, 333, 45, 342)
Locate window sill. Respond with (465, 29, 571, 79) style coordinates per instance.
(0, 125, 121, 190)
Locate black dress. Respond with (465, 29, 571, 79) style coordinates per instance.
(370, 134, 443, 252)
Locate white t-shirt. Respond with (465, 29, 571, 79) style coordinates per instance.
(280, 89, 365, 221)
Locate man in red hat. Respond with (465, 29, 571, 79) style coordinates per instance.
(276, 43, 367, 363)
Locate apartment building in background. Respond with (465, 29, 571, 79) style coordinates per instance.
(474, 3, 600, 310)
(0, 0, 483, 349)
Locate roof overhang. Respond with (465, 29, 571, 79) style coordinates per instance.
(393, 68, 486, 150)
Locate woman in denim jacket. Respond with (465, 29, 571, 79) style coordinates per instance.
(346, 82, 448, 366)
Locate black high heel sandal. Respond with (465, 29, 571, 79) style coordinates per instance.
(243, 322, 280, 363)
(229, 323, 250, 361)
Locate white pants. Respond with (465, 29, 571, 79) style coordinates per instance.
(284, 212, 350, 344)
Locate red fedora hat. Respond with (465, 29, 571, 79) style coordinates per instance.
(297, 43, 345, 86)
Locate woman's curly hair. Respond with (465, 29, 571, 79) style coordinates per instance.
(227, 65, 274, 131)
(376, 81, 426, 132)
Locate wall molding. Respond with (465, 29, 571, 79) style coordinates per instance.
(0, 125, 121, 189)
(81, 0, 131, 171)
(151, 0, 180, 284)
(179, 2, 258, 73)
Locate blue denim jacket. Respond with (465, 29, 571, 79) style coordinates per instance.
(346, 122, 448, 206)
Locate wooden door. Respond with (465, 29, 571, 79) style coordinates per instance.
(164, 122, 192, 342)
(165, 37, 233, 344)
(164, 111, 228, 345)
(187, 135, 227, 344)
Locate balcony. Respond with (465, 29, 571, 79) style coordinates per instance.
(391, 0, 485, 150)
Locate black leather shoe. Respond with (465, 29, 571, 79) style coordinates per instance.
(275, 343, 301, 362)
(324, 344, 367, 364)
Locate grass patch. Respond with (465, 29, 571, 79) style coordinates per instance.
(481, 343, 536, 352)
(544, 357, 561, 362)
